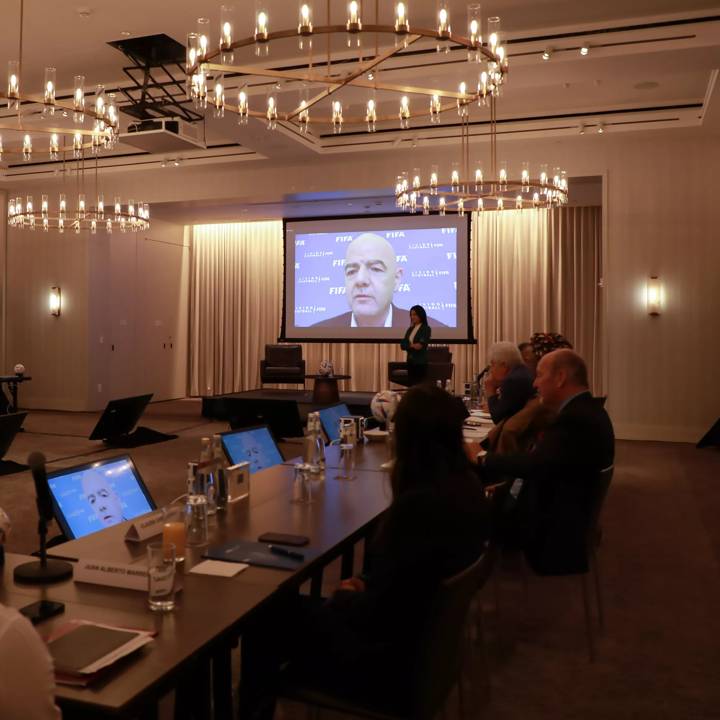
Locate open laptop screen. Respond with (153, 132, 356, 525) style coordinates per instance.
(47, 455, 155, 540)
(318, 404, 351, 443)
(220, 425, 284, 474)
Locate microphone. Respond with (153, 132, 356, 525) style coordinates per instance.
(14, 452, 73, 585)
(29, 452, 54, 522)
(477, 364, 490, 379)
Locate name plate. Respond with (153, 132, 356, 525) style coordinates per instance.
(227, 461, 250, 503)
(74, 559, 149, 592)
(124, 510, 166, 543)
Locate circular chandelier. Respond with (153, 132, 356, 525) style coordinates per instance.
(0, 0, 120, 163)
(184, 1, 509, 133)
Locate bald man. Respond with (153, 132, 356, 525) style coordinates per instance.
(312, 233, 447, 329)
(480, 349, 615, 574)
(313, 233, 407, 328)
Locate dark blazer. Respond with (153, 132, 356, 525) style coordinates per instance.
(487, 364, 536, 424)
(483, 391, 615, 575)
(400, 323, 431, 365)
(312, 305, 448, 329)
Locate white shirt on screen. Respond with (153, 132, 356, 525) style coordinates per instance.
(0, 603, 61, 720)
(351, 305, 393, 328)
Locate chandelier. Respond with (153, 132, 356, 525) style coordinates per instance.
(0, 0, 120, 163)
(7, 157, 150, 235)
(394, 120, 570, 214)
(184, 2, 508, 133)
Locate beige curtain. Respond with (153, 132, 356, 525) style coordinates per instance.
(189, 207, 603, 397)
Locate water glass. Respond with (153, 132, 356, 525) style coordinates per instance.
(335, 443, 355, 481)
(185, 494, 208, 546)
(147, 542, 176, 612)
(291, 463, 314, 504)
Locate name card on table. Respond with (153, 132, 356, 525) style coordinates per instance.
(74, 559, 149, 592)
(124, 510, 166, 543)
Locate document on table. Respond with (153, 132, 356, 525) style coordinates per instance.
(189, 560, 249, 577)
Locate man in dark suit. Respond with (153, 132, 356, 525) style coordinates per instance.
(484, 341, 536, 424)
(311, 233, 447, 329)
(481, 349, 615, 574)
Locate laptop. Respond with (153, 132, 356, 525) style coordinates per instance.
(220, 425, 284, 474)
(318, 403, 351, 443)
(88, 394, 153, 441)
(0, 411, 27, 459)
(47, 455, 156, 540)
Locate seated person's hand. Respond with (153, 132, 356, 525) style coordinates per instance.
(410, 342, 423, 351)
(483, 375, 498, 396)
(338, 577, 366, 593)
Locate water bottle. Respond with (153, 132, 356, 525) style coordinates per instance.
(185, 462, 208, 547)
(211, 435, 228, 510)
(199, 437, 217, 515)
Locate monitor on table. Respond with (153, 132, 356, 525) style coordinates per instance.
(318, 403, 351, 443)
(220, 425, 284, 474)
(47, 455, 156, 540)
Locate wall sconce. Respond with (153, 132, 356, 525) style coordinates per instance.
(646, 276, 662, 316)
(49, 286, 61, 317)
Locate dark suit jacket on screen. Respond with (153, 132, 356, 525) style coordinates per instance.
(487, 364, 536, 424)
(311, 304, 448, 329)
(482, 391, 615, 575)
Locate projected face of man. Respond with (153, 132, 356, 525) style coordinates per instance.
(343, 233, 402, 326)
(82, 469, 124, 527)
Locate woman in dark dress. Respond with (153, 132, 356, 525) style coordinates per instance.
(400, 304, 431, 386)
(239, 385, 490, 719)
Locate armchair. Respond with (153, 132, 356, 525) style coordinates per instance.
(260, 344, 305, 386)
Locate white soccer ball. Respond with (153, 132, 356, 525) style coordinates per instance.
(371, 390, 400, 423)
(13, 363, 25, 375)
(318, 360, 334, 376)
(0, 506, 10, 544)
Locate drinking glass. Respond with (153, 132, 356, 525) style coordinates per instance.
(162, 506, 186, 562)
(291, 463, 314, 504)
(335, 443, 355, 480)
(147, 542, 176, 612)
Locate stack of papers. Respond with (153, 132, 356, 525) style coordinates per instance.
(47, 620, 154, 686)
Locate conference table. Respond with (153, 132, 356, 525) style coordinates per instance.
(5, 453, 394, 719)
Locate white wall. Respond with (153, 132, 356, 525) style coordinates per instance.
(3, 216, 188, 411)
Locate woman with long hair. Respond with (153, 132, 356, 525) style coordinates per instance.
(399, 304, 431, 386)
(239, 385, 490, 719)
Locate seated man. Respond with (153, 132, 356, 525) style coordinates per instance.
(483, 341, 536, 424)
(481, 349, 615, 575)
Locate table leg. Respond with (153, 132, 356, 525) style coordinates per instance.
(310, 570, 324, 598)
(212, 641, 234, 720)
(9, 382, 18, 413)
(341, 546, 354, 579)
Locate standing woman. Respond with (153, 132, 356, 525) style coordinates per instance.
(400, 304, 431, 386)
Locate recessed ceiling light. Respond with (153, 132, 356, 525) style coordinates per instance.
(597, 123, 605, 134)
(579, 124, 585, 135)
(580, 45, 589, 56)
(120, 31, 131, 37)
(542, 48, 552, 61)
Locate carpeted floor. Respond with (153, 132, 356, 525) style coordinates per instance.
(1, 399, 718, 719)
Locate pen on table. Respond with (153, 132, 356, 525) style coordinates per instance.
(268, 545, 305, 561)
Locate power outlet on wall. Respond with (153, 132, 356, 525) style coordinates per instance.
(97, 383, 102, 393)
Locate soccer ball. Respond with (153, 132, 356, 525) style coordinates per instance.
(318, 360, 334, 376)
(371, 390, 400, 423)
(0, 506, 10, 544)
(13, 363, 25, 375)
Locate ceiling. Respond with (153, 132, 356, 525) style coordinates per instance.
(1, 1, 719, 216)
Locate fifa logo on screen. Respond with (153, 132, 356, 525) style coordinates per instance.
(386, 231, 406, 238)
(336, 235, 353, 243)
(329, 287, 347, 295)
(397, 283, 411, 293)
(446, 252, 457, 260)
(396, 255, 407, 262)
(332, 259, 346, 267)
(295, 262, 300, 270)
(295, 239, 305, 247)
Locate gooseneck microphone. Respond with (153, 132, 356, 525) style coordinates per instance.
(477, 364, 490, 379)
(14, 452, 74, 584)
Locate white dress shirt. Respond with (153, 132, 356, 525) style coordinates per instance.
(351, 305, 393, 327)
(0, 603, 61, 720)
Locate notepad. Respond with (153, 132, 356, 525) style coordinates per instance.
(47, 621, 154, 677)
(204, 540, 319, 570)
(189, 559, 249, 577)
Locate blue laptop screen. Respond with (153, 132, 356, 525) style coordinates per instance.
(48, 457, 154, 539)
(221, 427, 283, 474)
(318, 404, 351, 443)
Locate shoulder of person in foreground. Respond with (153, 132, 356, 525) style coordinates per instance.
(0, 605, 61, 720)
